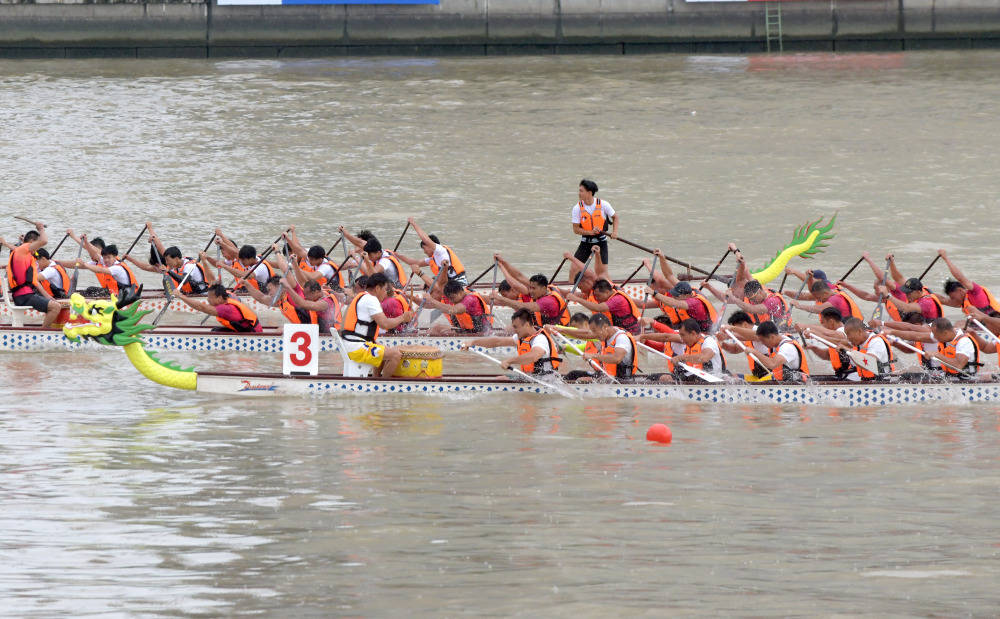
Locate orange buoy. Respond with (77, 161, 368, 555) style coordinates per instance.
(646, 423, 672, 444)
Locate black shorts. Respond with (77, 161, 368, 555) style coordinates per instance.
(12, 292, 52, 312)
(574, 238, 609, 265)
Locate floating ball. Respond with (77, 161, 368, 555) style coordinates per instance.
(646, 423, 672, 444)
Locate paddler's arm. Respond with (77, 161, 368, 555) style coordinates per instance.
(213, 229, 240, 261)
(488, 292, 541, 313)
(545, 324, 597, 340)
(146, 222, 167, 258)
(173, 292, 218, 316)
(938, 247, 976, 292)
(583, 346, 624, 366)
(268, 244, 289, 272)
(408, 292, 465, 315)
(887, 254, 906, 286)
(68, 230, 102, 263)
(701, 282, 729, 303)
(836, 279, 878, 302)
(799, 324, 850, 346)
(373, 309, 413, 331)
(880, 286, 922, 314)
(637, 331, 680, 344)
(196, 252, 217, 285)
(862, 251, 894, 290)
(724, 325, 760, 342)
(880, 325, 936, 343)
(76, 261, 111, 275)
(124, 253, 160, 273)
(967, 308, 1000, 334)
(281, 281, 328, 312)
(652, 249, 679, 288)
(672, 347, 714, 365)
(755, 352, 788, 372)
(787, 298, 832, 315)
(725, 291, 769, 315)
(0, 237, 14, 251)
(729, 245, 751, 293)
(646, 287, 687, 311)
(500, 345, 547, 370)
(566, 292, 610, 313)
(337, 226, 366, 250)
(494, 253, 529, 288)
(281, 226, 309, 259)
(406, 217, 435, 249)
(240, 284, 273, 305)
(26, 221, 47, 253)
(460, 336, 514, 350)
(781, 268, 818, 300)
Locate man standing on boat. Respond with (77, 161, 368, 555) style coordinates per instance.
(570, 179, 618, 283)
(339, 273, 414, 378)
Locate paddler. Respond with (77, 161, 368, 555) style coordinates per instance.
(203, 243, 276, 292)
(936, 249, 1000, 315)
(841, 318, 896, 381)
(412, 280, 492, 335)
(3, 222, 67, 327)
(283, 226, 347, 290)
(573, 313, 639, 382)
(882, 277, 943, 323)
(722, 280, 791, 329)
(74, 244, 140, 298)
(786, 280, 864, 321)
(280, 277, 341, 334)
(125, 223, 214, 294)
(34, 248, 71, 299)
(729, 320, 810, 382)
(889, 317, 981, 379)
(397, 217, 467, 292)
(461, 308, 561, 376)
(339, 273, 415, 378)
(795, 307, 851, 379)
(642, 318, 727, 382)
(569, 279, 643, 334)
(174, 283, 263, 333)
(641, 250, 719, 332)
(718, 311, 772, 380)
(489, 265, 570, 327)
(570, 179, 617, 282)
(340, 227, 408, 290)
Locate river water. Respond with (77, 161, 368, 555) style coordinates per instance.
(1, 51, 999, 615)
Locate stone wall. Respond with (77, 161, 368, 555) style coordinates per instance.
(0, 0, 997, 58)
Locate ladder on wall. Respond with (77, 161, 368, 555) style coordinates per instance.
(765, 2, 783, 52)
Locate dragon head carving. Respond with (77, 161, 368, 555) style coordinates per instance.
(63, 285, 153, 346)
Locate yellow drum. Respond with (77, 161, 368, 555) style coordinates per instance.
(393, 345, 444, 379)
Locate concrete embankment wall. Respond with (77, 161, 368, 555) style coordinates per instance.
(0, 0, 998, 58)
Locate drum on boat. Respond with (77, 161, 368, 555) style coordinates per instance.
(393, 345, 444, 379)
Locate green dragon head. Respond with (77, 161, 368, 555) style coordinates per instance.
(63, 286, 154, 346)
(751, 214, 837, 285)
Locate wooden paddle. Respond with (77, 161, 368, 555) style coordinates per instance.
(13, 216, 44, 228)
(326, 236, 341, 257)
(698, 248, 732, 290)
(569, 249, 596, 296)
(122, 226, 148, 258)
(549, 257, 567, 284)
(918, 254, 941, 281)
(49, 233, 69, 258)
(469, 347, 580, 399)
(392, 222, 410, 252)
(839, 255, 865, 282)
(615, 237, 712, 277)
(468, 262, 497, 286)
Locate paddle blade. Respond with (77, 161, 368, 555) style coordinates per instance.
(847, 350, 879, 374)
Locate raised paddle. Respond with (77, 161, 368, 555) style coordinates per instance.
(698, 248, 732, 290)
(326, 236, 342, 257)
(621, 260, 646, 288)
(839, 255, 865, 283)
(468, 262, 497, 287)
(234, 228, 291, 286)
(469, 347, 580, 399)
(778, 272, 789, 293)
(122, 226, 148, 259)
(918, 254, 942, 282)
(869, 256, 893, 324)
(269, 264, 294, 307)
(407, 265, 447, 333)
(49, 233, 69, 258)
(13, 216, 45, 228)
(636, 340, 724, 384)
(614, 237, 712, 277)
(569, 248, 597, 297)
(392, 222, 410, 252)
(549, 257, 567, 284)
(486, 259, 499, 331)
(148, 241, 174, 306)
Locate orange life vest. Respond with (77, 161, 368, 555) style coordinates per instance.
(98, 260, 138, 295)
(937, 332, 981, 376)
(235, 259, 276, 292)
(745, 341, 770, 378)
(5, 243, 40, 297)
(661, 292, 718, 331)
(825, 291, 864, 320)
(215, 297, 260, 332)
(600, 329, 640, 378)
(745, 290, 791, 327)
(683, 336, 727, 374)
(280, 296, 317, 325)
(854, 333, 896, 380)
(446, 291, 492, 333)
(381, 251, 408, 287)
(962, 284, 1000, 315)
(300, 258, 346, 289)
(577, 198, 607, 234)
(170, 258, 208, 294)
(428, 244, 465, 280)
(341, 292, 380, 342)
(535, 286, 571, 327)
(38, 263, 71, 298)
(516, 330, 562, 374)
(768, 337, 810, 381)
(827, 344, 852, 378)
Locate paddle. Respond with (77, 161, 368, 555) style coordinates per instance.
(392, 222, 410, 252)
(234, 228, 291, 288)
(13, 215, 44, 228)
(148, 241, 174, 306)
(486, 260, 499, 331)
(468, 262, 497, 287)
(722, 327, 773, 369)
(839, 256, 865, 283)
(549, 257, 567, 284)
(68, 241, 85, 295)
(570, 249, 596, 296)
(637, 264, 657, 335)
(970, 318, 1000, 345)
(887, 334, 965, 373)
(778, 272, 789, 293)
(326, 236, 341, 257)
(806, 331, 881, 376)
(549, 329, 616, 382)
(786, 270, 812, 313)
(636, 340, 724, 383)
(340, 231, 353, 284)
(469, 347, 579, 399)
(614, 237, 712, 277)
(122, 226, 148, 259)
(621, 261, 646, 288)
(918, 254, 941, 282)
(49, 233, 69, 258)
(269, 264, 294, 306)
(869, 257, 892, 324)
(407, 265, 447, 333)
(549, 327, 587, 356)
(151, 234, 220, 326)
(698, 248, 732, 290)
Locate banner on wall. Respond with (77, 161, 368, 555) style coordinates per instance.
(217, 0, 438, 5)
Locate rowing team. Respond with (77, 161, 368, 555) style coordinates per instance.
(6, 219, 1000, 382)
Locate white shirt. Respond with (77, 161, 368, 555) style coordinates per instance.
(610, 329, 634, 362)
(776, 339, 802, 371)
(41, 265, 64, 289)
(701, 335, 725, 376)
(423, 244, 460, 279)
(510, 332, 557, 372)
(377, 252, 401, 286)
(251, 262, 272, 287)
(344, 292, 384, 342)
(180, 261, 204, 284)
(570, 199, 615, 224)
(317, 260, 337, 284)
(109, 262, 133, 287)
(861, 333, 891, 365)
(952, 330, 976, 366)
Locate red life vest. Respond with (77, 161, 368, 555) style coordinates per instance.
(961, 284, 1000, 315)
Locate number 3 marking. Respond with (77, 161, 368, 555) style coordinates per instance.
(289, 331, 312, 366)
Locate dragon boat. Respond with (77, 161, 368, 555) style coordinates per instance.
(61, 292, 1000, 407)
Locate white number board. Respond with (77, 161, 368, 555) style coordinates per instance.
(282, 323, 319, 376)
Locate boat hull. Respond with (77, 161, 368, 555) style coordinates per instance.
(194, 371, 1000, 406)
